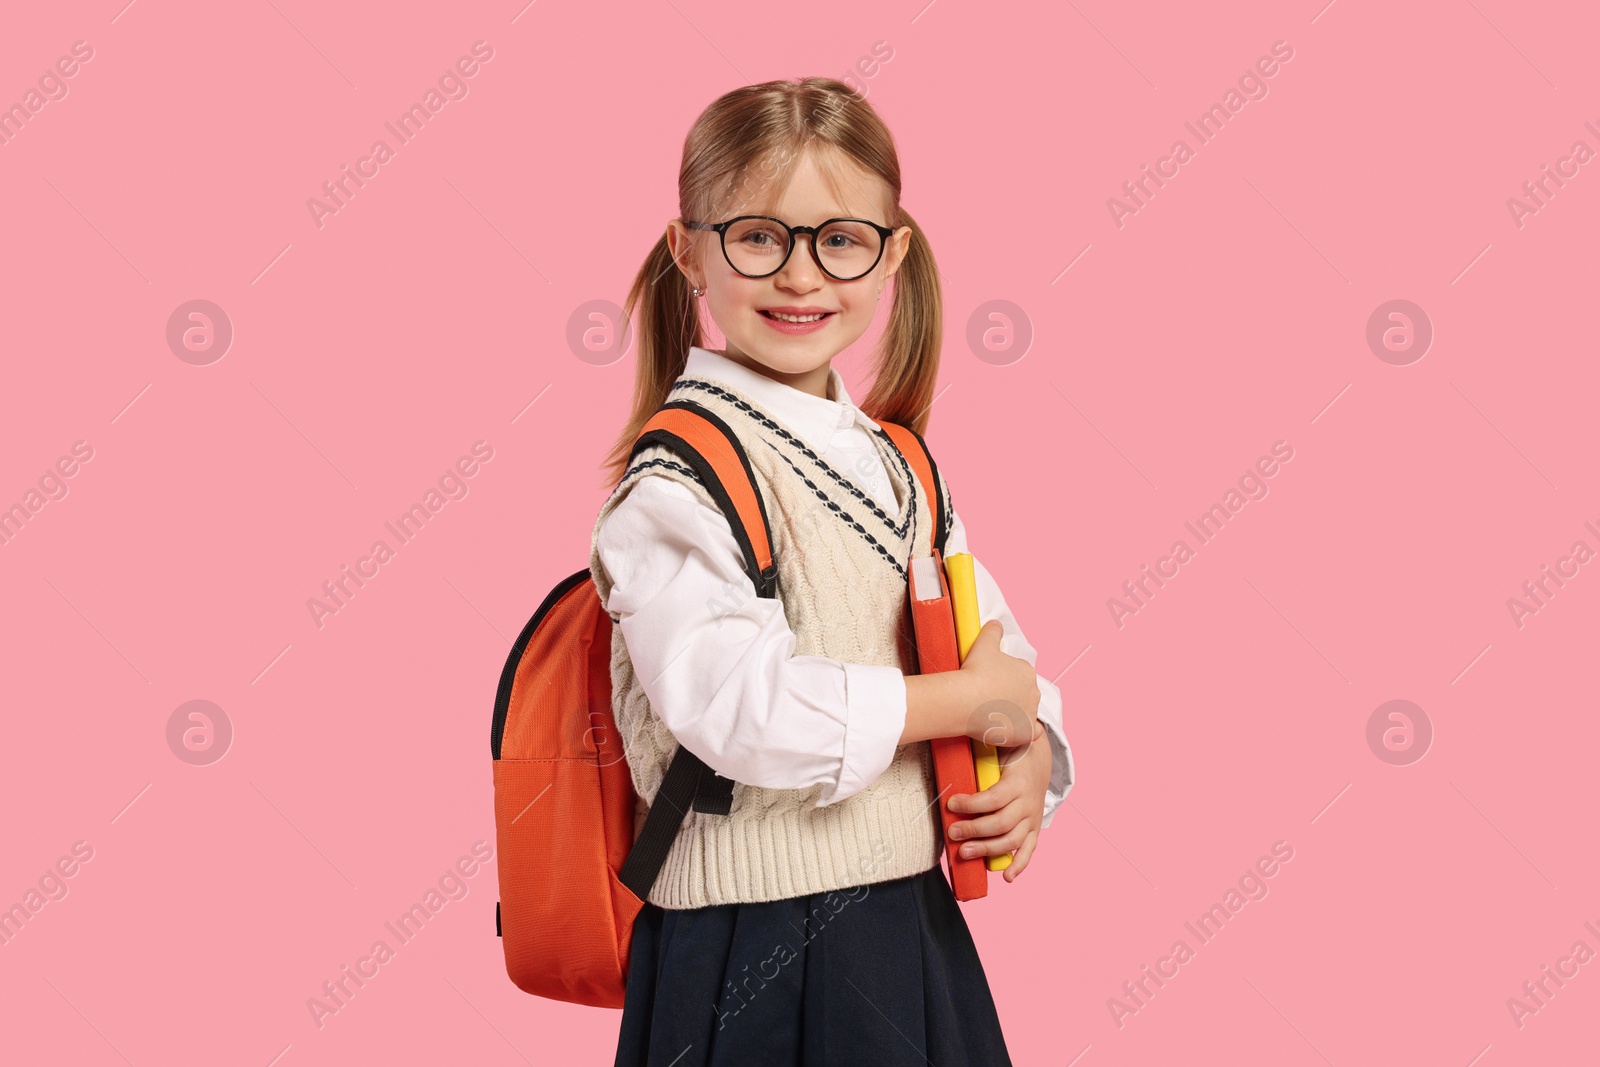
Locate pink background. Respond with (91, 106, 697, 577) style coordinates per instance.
(3, 0, 1597, 1063)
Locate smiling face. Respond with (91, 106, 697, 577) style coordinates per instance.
(666, 144, 912, 398)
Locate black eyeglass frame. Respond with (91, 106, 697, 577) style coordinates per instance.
(683, 215, 898, 281)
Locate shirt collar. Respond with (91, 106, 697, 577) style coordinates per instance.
(681, 346, 882, 454)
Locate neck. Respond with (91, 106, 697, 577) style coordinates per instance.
(716, 347, 833, 400)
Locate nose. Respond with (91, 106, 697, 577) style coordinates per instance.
(774, 233, 826, 289)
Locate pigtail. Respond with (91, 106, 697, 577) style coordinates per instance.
(597, 234, 701, 490)
(860, 209, 944, 438)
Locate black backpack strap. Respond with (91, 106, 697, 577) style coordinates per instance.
(616, 399, 773, 904)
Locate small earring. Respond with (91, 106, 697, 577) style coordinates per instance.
(692, 286, 704, 296)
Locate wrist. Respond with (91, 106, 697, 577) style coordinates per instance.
(901, 669, 978, 744)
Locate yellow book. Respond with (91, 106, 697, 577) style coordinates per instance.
(943, 552, 1010, 872)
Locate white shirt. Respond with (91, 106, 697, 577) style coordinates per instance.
(596, 346, 1075, 828)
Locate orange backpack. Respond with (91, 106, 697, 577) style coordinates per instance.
(491, 397, 960, 1008)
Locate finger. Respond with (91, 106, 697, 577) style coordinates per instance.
(958, 819, 1030, 860)
(950, 800, 1022, 843)
(949, 778, 1018, 815)
(1003, 830, 1039, 881)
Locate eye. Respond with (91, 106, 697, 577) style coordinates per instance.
(730, 221, 787, 249)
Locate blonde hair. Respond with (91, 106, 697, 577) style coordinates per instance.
(598, 76, 944, 489)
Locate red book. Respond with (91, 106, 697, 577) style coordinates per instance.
(907, 548, 987, 901)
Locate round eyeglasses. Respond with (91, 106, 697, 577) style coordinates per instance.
(684, 215, 897, 281)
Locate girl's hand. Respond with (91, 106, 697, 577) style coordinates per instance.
(957, 620, 1040, 748)
(946, 720, 1050, 881)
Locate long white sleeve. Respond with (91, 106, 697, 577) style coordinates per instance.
(944, 507, 1077, 829)
(596, 471, 1077, 827)
(595, 474, 907, 807)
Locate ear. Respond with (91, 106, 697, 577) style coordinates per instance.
(882, 224, 914, 279)
(664, 220, 701, 285)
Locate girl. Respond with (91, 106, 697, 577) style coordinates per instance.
(589, 77, 1075, 1066)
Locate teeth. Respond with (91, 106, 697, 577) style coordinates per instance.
(767, 311, 827, 323)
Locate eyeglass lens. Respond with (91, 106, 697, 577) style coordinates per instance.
(722, 218, 882, 280)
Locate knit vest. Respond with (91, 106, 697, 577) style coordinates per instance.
(589, 373, 953, 909)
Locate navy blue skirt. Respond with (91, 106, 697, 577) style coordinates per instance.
(613, 863, 1013, 1066)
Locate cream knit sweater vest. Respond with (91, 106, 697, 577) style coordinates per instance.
(589, 373, 953, 909)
